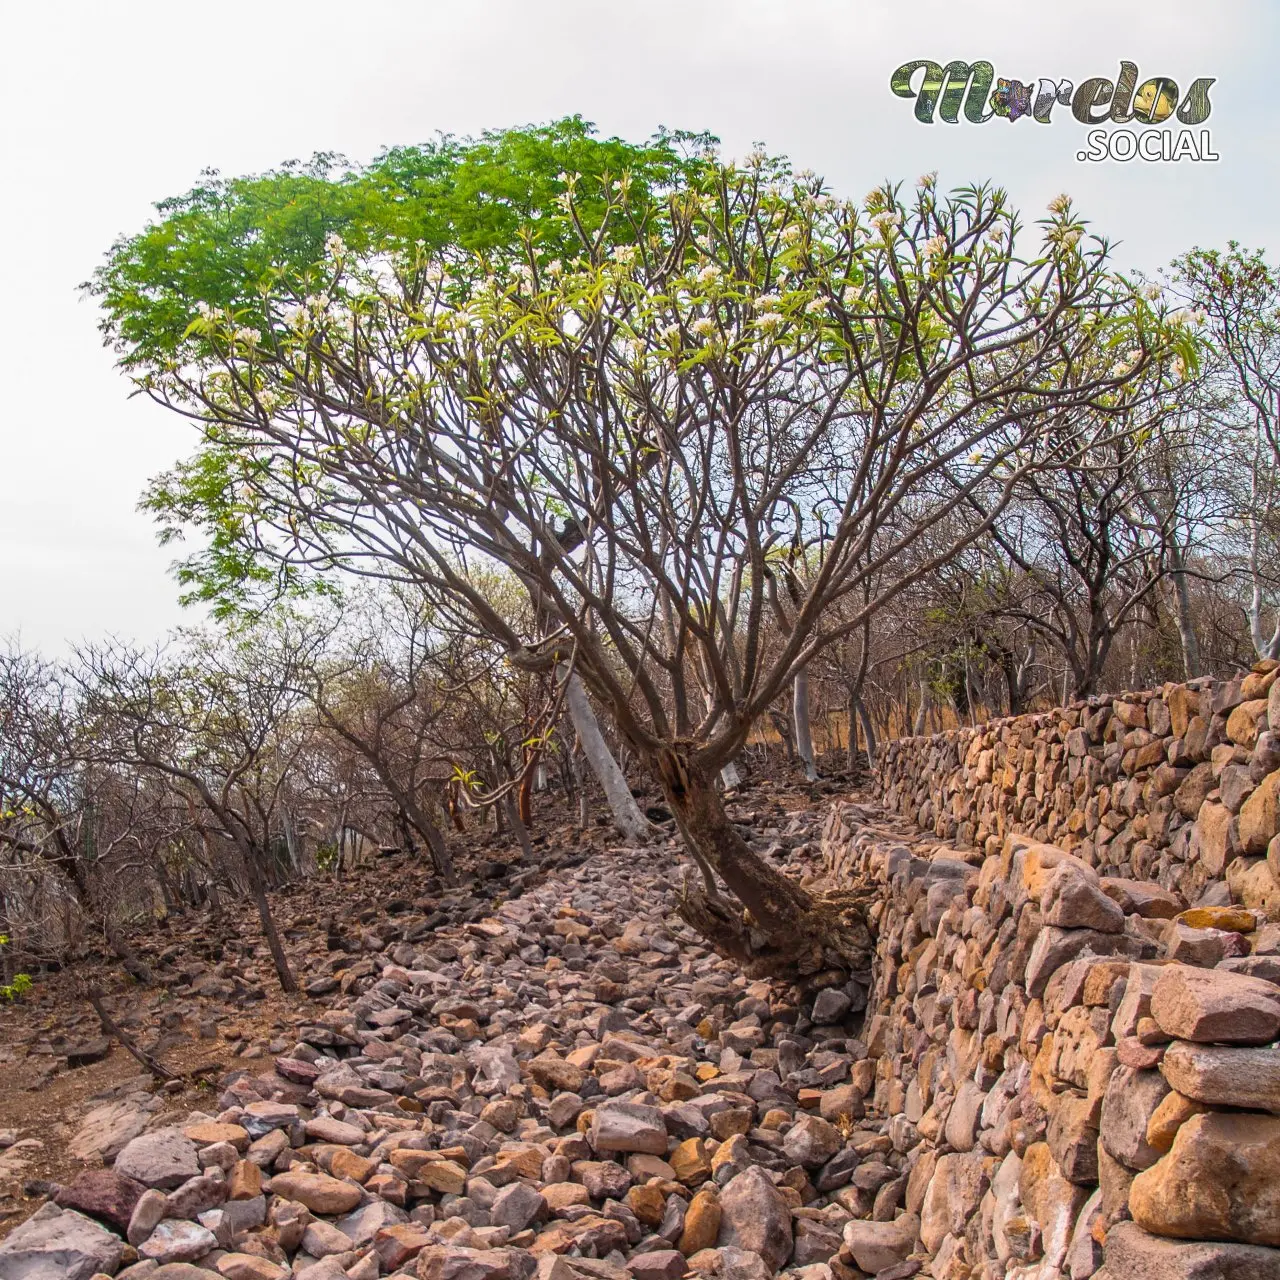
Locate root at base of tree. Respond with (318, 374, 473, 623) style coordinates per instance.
(675, 877, 879, 990)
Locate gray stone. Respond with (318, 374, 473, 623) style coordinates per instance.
(716, 1166, 793, 1271)
(781, 1115, 842, 1168)
(0, 1203, 124, 1279)
(1103, 1219, 1280, 1279)
(115, 1127, 201, 1189)
(1100, 1067, 1169, 1171)
(138, 1218, 218, 1264)
(591, 1102, 668, 1156)
(490, 1182, 547, 1232)
(841, 1216, 918, 1273)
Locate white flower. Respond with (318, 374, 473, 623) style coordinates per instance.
(691, 316, 716, 338)
(805, 297, 828, 314)
(324, 232, 346, 258)
(969, 450, 983, 464)
(989, 225, 1007, 245)
(195, 300, 214, 319)
(756, 311, 783, 331)
(282, 304, 308, 329)
(796, 168, 816, 183)
(922, 235, 947, 260)
(755, 293, 783, 311)
(547, 259, 564, 277)
(305, 294, 330, 312)
(814, 194, 835, 212)
(610, 245, 637, 265)
(747, 148, 768, 168)
(1143, 282, 1162, 301)
(1061, 228, 1082, 248)
(1047, 193, 1071, 215)
(233, 326, 261, 346)
(696, 265, 721, 286)
(661, 323, 682, 344)
(918, 171, 938, 189)
(864, 187, 886, 211)
(780, 224, 803, 243)
(871, 211, 900, 237)
(842, 285, 865, 306)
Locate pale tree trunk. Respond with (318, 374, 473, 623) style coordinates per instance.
(1170, 555, 1201, 679)
(561, 668, 651, 844)
(793, 667, 818, 781)
(913, 676, 931, 735)
(855, 696, 878, 770)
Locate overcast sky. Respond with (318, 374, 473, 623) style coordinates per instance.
(0, 0, 1271, 651)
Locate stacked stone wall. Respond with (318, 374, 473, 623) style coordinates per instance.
(875, 664, 1280, 910)
(820, 663, 1280, 1277)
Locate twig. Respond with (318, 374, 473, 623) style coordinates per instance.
(85, 988, 172, 1082)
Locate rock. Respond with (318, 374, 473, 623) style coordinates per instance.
(920, 1152, 989, 1254)
(1103, 1219, 1280, 1278)
(1100, 1067, 1169, 1171)
(415, 1246, 521, 1280)
(128, 1187, 169, 1246)
(669, 1138, 713, 1186)
(811, 990, 852, 1024)
(1240, 771, 1280, 854)
(268, 1170, 362, 1213)
(716, 1167, 793, 1271)
(782, 1115, 842, 1168)
(591, 1102, 669, 1156)
(791, 1218, 842, 1266)
(215, 1257, 289, 1280)
(115, 1128, 201, 1190)
(1130, 1111, 1280, 1245)
(626, 1251, 687, 1280)
(1019, 1141, 1088, 1275)
(304, 1115, 366, 1145)
(0, 1203, 125, 1279)
(1160, 1041, 1280, 1113)
(841, 1217, 918, 1274)
(1145, 1090, 1211, 1154)
(55, 1167, 147, 1233)
(70, 1101, 149, 1162)
(139, 1219, 220, 1264)
(943, 1081, 983, 1153)
(1025, 927, 1150, 998)
(491, 1183, 547, 1232)
(527, 1053, 585, 1094)
(1047, 1092, 1101, 1184)
(678, 1185, 721, 1255)
(374, 1223, 434, 1271)
(1149, 964, 1280, 1044)
(1042, 864, 1126, 932)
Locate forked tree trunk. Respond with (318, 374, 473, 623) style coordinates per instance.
(794, 668, 818, 781)
(562, 668, 651, 844)
(650, 744, 874, 986)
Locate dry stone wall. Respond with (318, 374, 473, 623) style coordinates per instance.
(875, 663, 1280, 911)
(820, 662, 1280, 1278)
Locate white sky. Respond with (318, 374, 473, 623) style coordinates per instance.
(0, 0, 1272, 651)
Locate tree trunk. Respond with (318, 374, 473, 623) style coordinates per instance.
(650, 744, 874, 986)
(241, 852, 296, 992)
(1170, 556, 1202, 679)
(793, 667, 818, 782)
(502, 793, 535, 861)
(562, 668, 651, 844)
(855, 696, 878, 770)
(913, 677, 930, 735)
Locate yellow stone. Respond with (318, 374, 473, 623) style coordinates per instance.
(669, 1138, 712, 1187)
(1175, 906, 1257, 933)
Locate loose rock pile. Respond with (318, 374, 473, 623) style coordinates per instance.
(877, 662, 1280, 910)
(824, 804, 1280, 1278)
(1, 807, 907, 1280)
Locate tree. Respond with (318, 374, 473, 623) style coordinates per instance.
(91, 135, 1183, 979)
(74, 624, 321, 992)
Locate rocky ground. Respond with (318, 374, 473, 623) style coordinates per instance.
(0, 776, 942, 1280)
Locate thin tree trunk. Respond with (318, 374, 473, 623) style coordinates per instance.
(502, 793, 535, 861)
(561, 668, 651, 844)
(855, 696, 878, 770)
(793, 667, 817, 782)
(1170, 555, 1202, 679)
(913, 677, 930, 736)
